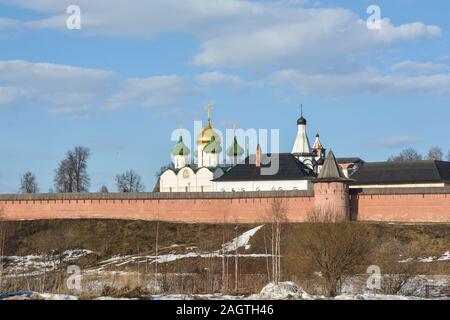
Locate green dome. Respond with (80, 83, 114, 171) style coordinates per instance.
(226, 136, 244, 157)
(171, 136, 190, 156)
(203, 136, 222, 154)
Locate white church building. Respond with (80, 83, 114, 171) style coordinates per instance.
(158, 105, 332, 193)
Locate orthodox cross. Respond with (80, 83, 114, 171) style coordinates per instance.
(206, 102, 213, 120)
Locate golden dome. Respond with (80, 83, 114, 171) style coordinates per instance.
(196, 103, 221, 145)
(197, 121, 221, 145)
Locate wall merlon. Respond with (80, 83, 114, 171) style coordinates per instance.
(0, 190, 314, 202)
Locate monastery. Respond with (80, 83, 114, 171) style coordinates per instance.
(1, 105, 450, 224)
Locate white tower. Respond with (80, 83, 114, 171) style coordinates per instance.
(312, 130, 326, 173)
(203, 136, 222, 167)
(292, 105, 313, 169)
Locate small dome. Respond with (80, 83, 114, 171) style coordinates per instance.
(297, 116, 307, 125)
(226, 136, 244, 157)
(203, 136, 222, 154)
(313, 132, 323, 150)
(172, 136, 190, 156)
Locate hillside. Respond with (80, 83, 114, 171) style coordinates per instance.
(1, 220, 449, 298)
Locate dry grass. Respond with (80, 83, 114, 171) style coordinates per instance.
(1, 219, 448, 297)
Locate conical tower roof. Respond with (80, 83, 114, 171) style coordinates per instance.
(172, 135, 190, 156)
(226, 136, 244, 157)
(317, 150, 349, 181)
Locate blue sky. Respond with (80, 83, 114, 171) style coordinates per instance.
(1, 0, 449, 193)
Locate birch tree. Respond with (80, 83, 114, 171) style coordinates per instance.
(265, 198, 287, 284)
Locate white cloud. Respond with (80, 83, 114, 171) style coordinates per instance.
(0, 87, 26, 106)
(4, 0, 442, 71)
(391, 61, 448, 75)
(0, 17, 19, 29)
(106, 75, 199, 110)
(194, 71, 249, 92)
(263, 68, 450, 97)
(0, 60, 252, 114)
(0, 60, 199, 113)
(0, 60, 113, 90)
(193, 16, 440, 70)
(0, 0, 447, 108)
(0, 60, 115, 113)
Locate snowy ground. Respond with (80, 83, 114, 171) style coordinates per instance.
(3, 249, 93, 278)
(1, 225, 449, 300)
(3, 226, 266, 277)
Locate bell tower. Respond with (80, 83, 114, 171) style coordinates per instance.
(292, 104, 313, 169)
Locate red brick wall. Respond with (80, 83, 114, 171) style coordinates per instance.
(353, 193, 450, 223)
(0, 196, 315, 224)
(1, 192, 450, 223)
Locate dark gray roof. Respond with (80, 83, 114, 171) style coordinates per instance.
(317, 150, 349, 181)
(337, 157, 364, 164)
(351, 160, 450, 185)
(213, 153, 316, 182)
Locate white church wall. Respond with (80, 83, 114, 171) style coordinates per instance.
(196, 168, 215, 192)
(160, 167, 222, 192)
(160, 170, 178, 192)
(177, 167, 196, 192)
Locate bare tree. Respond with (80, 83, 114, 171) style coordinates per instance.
(154, 220, 160, 292)
(54, 147, 91, 192)
(155, 163, 174, 177)
(388, 148, 423, 162)
(375, 240, 419, 295)
(234, 224, 239, 293)
(115, 170, 145, 192)
(426, 147, 443, 161)
(54, 159, 73, 192)
(221, 211, 229, 293)
(447, 150, 450, 162)
(298, 209, 373, 297)
(99, 185, 109, 193)
(19, 171, 39, 194)
(265, 198, 287, 284)
(0, 209, 6, 291)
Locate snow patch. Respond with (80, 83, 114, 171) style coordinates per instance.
(250, 282, 313, 300)
(95, 225, 266, 270)
(221, 225, 263, 252)
(4, 249, 94, 278)
(437, 251, 450, 261)
(419, 251, 450, 263)
(399, 251, 450, 263)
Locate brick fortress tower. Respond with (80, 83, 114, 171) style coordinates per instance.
(313, 150, 352, 221)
